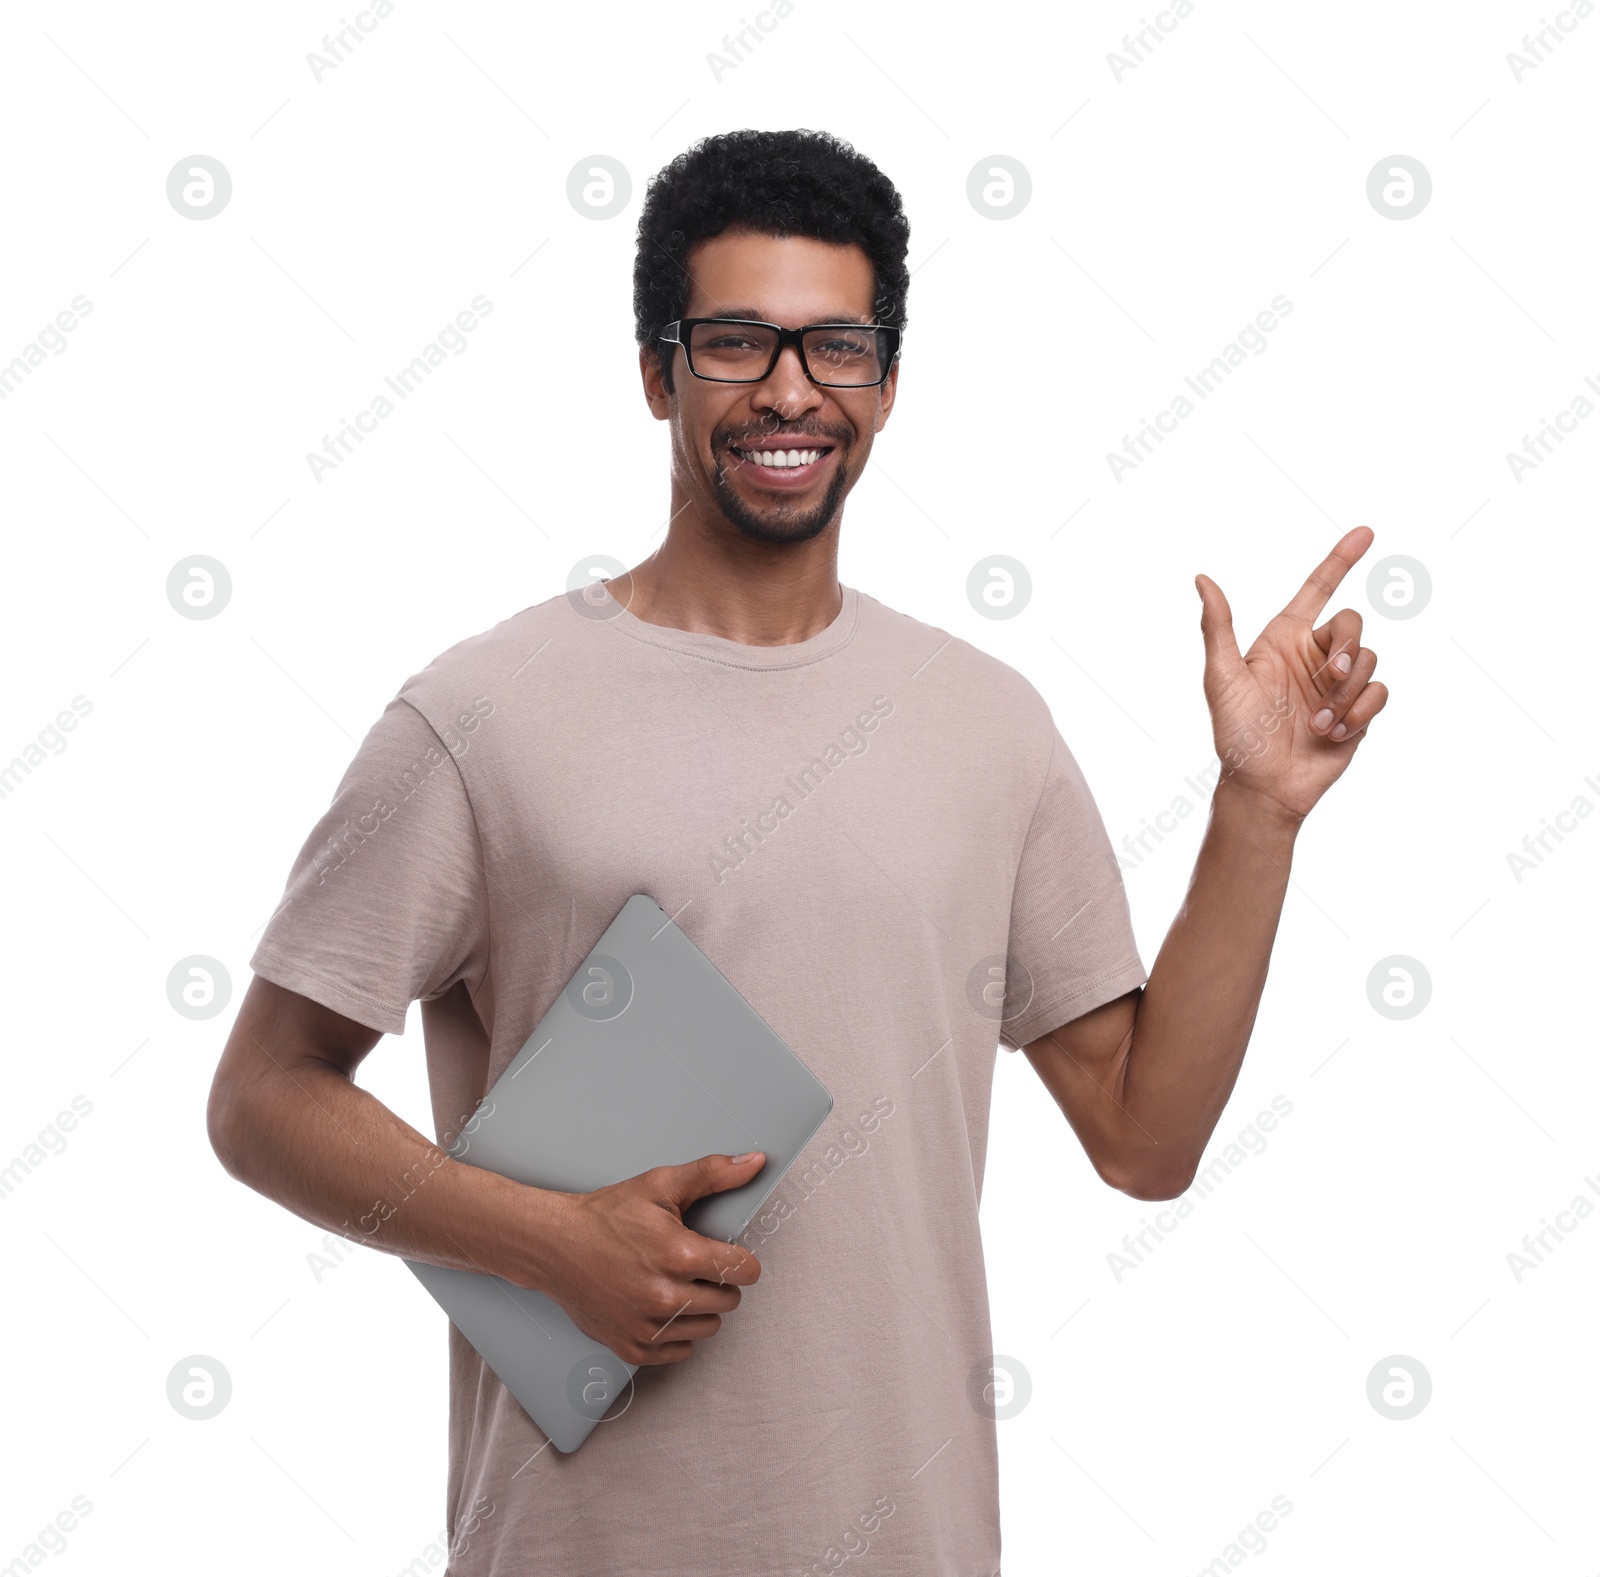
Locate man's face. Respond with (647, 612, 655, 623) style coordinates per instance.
(642, 229, 898, 545)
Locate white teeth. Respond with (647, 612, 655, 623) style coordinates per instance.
(738, 447, 823, 468)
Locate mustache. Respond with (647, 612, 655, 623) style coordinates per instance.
(718, 421, 851, 449)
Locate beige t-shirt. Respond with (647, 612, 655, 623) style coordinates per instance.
(250, 581, 1147, 1577)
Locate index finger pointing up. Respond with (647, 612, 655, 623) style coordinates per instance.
(1281, 526, 1375, 622)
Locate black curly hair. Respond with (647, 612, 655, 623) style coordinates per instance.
(633, 128, 911, 394)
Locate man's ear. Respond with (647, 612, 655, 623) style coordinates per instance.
(873, 359, 900, 431)
(640, 345, 673, 420)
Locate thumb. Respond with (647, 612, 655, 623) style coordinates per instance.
(1195, 573, 1242, 672)
(652, 1151, 766, 1215)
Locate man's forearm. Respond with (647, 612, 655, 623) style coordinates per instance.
(211, 1061, 566, 1288)
(1117, 779, 1301, 1189)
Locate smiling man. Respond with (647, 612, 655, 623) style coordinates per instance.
(208, 129, 1388, 1577)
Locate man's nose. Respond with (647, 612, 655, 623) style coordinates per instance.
(753, 342, 821, 419)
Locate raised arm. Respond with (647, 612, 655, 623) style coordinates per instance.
(1022, 527, 1389, 1198)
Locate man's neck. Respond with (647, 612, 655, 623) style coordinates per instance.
(608, 519, 843, 647)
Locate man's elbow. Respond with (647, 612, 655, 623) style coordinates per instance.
(206, 1076, 250, 1182)
(1094, 1155, 1195, 1202)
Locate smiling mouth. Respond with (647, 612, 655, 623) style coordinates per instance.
(729, 444, 835, 471)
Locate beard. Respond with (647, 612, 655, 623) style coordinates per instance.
(707, 436, 852, 546)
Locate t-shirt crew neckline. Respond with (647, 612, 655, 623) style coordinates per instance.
(595, 580, 861, 670)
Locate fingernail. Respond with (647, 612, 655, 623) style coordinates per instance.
(730, 1152, 759, 1164)
(1330, 722, 1348, 740)
(1312, 708, 1333, 730)
(1333, 653, 1352, 675)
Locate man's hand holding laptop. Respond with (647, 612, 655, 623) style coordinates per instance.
(529, 1150, 767, 1366)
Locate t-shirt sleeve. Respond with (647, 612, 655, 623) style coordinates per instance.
(997, 723, 1148, 1051)
(248, 695, 491, 1036)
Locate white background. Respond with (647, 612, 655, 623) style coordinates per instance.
(1, 0, 1595, 1573)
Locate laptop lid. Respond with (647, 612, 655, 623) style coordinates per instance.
(404, 893, 834, 1453)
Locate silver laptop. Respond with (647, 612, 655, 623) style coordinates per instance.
(404, 893, 834, 1453)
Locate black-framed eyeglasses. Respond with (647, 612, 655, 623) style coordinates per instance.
(658, 318, 901, 388)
